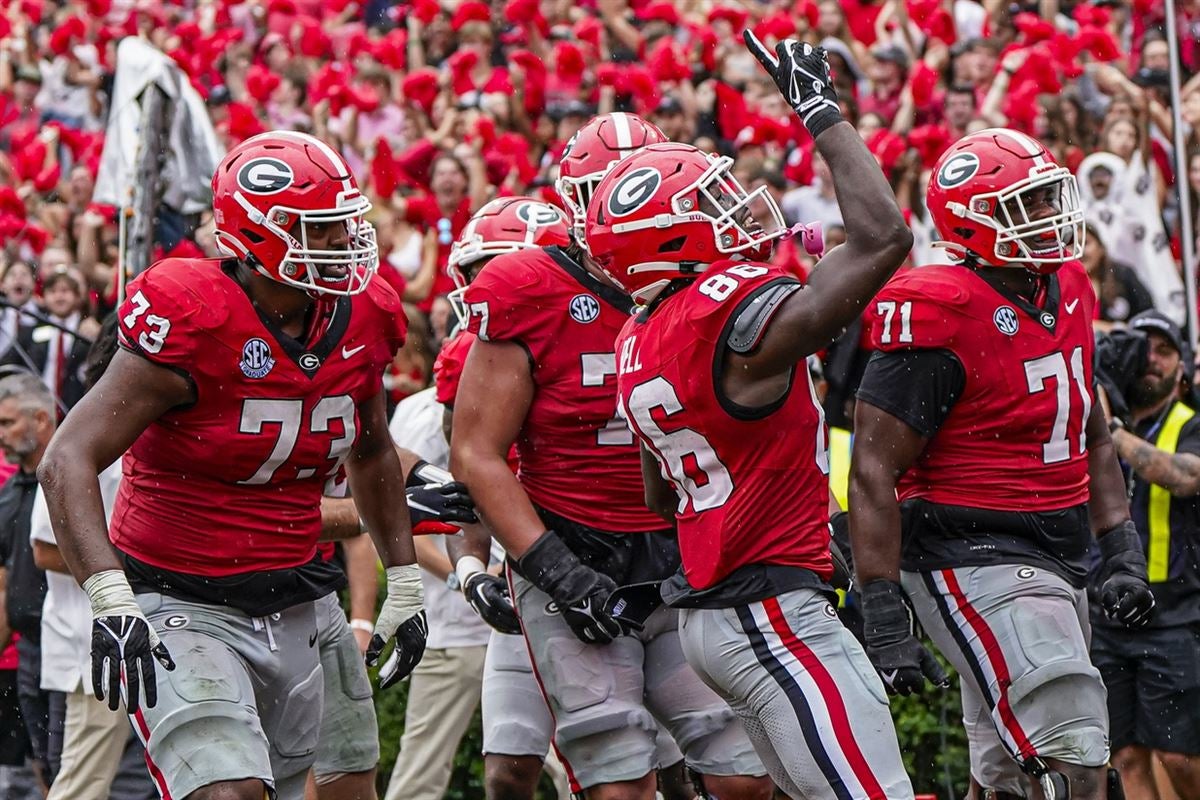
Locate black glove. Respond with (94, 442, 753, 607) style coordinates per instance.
(744, 31, 843, 138)
(406, 481, 478, 534)
(828, 512, 853, 592)
(463, 572, 522, 635)
(368, 610, 429, 690)
(515, 530, 627, 644)
(1096, 521, 1156, 627)
(92, 616, 176, 712)
(860, 580, 949, 695)
(1095, 329, 1149, 426)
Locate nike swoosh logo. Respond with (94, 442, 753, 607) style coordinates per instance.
(342, 344, 366, 359)
(1065, 299, 1079, 314)
(309, 632, 318, 648)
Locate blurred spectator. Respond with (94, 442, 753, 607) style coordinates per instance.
(1082, 223, 1154, 329)
(0, 260, 40, 360)
(780, 150, 843, 231)
(0, 374, 58, 793)
(1, 268, 94, 415)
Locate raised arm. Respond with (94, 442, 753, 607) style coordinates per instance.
(737, 34, 912, 382)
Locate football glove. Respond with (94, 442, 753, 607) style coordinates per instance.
(463, 572, 522, 635)
(405, 460, 478, 535)
(1097, 521, 1156, 628)
(366, 564, 428, 688)
(744, 31, 843, 138)
(860, 580, 949, 695)
(515, 530, 627, 645)
(83, 570, 175, 713)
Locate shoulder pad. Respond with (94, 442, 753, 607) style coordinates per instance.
(728, 281, 801, 354)
(869, 267, 970, 352)
(879, 267, 972, 308)
(132, 259, 234, 328)
(462, 250, 555, 342)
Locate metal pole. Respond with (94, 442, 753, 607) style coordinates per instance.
(117, 205, 130, 308)
(1166, 0, 1198, 350)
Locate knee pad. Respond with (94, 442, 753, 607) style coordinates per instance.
(1007, 659, 1109, 767)
(555, 703, 657, 745)
(667, 706, 736, 755)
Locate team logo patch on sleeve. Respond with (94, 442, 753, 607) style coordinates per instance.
(993, 306, 1019, 336)
(240, 337, 276, 378)
(569, 294, 600, 323)
(607, 167, 661, 217)
(236, 157, 295, 195)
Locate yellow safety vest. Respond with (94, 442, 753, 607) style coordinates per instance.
(1147, 402, 1195, 583)
(829, 427, 852, 512)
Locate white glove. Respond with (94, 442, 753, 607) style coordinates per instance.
(364, 564, 427, 689)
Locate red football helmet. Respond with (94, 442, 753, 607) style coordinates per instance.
(585, 142, 786, 304)
(926, 128, 1084, 274)
(446, 196, 570, 326)
(556, 112, 668, 244)
(212, 130, 377, 295)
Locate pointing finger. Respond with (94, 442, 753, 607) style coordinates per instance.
(742, 29, 778, 70)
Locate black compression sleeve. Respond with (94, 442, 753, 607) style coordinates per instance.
(856, 349, 966, 437)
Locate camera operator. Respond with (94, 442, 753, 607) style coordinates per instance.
(1095, 310, 1200, 800)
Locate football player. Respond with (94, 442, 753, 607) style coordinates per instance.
(441, 196, 568, 800)
(849, 128, 1155, 799)
(451, 114, 772, 800)
(586, 37, 916, 799)
(439, 196, 690, 800)
(37, 131, 427, 800)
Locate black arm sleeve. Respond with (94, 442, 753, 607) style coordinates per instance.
(855, 349, 966, 438)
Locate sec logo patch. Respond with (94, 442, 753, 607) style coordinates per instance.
(240, 338, 275, 379)
(993, 306, 1019, 336)
(569, 294, 600, 324)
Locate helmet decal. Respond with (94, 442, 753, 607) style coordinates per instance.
(236, 157, 295, 195)
(515, 202, 565, 227)
(936, 152, 980, 189)
(607, 167, 662, 217)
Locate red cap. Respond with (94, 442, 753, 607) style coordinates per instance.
(451, 1, 490, 30)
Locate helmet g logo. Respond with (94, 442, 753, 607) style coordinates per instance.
(516, 203, 564, 228)
(236, 157, 295, 195)
(607, 167, 662, 217)
(937, 153, 981, 189)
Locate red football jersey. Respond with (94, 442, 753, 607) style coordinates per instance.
(462, 247, 663, 532)
(868, 262, 1096, 510)
(113, 258, 407, 576)
(433, 329, 475, 407)
(614, 262, 832, 590)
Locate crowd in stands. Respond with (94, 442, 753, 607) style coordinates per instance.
(1, 0, 1200, 409)
(1, 0, 1200, 795)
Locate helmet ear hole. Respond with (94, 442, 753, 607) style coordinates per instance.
(658, 236, 687, 253)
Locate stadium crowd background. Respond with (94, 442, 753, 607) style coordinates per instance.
(1, 0, 1199, 796)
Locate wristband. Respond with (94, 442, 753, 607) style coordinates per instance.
(82, 569, 142, 618)
(349, 618, 374, 633)
(455, 555, 487, 590)
(407, 459, 453, 488)
(384, 564, 424, 619)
